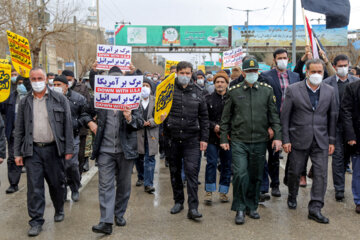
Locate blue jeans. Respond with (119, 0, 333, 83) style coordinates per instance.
(143, 138, 156, 187)
(351, 155, 360, 205)
(205, 144, 232, 194)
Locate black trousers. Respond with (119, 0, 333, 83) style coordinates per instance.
(78, 135, 87, 176)
(288, 140, 328, 212)
(168, 138, 200, 210)
(265, 141, 280, 188)
(25, 144, 65, 227)
(7, 135, 22, 187)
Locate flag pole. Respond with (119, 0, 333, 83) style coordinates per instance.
(291, 0, 296, 67)
(301, 7, 310, 46)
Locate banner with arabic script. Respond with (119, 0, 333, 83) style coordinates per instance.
(94, 75, 143, 110)
(0, 59, 12, 103)
(96, 44, 132, 71)
(6, 31, 32, 78)
(154, 73, 175, 124)
(223, 47, 245, 68)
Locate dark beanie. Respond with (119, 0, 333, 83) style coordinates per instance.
(143, 77, 155, 94)
(109, 66, 122, 74)
(53, 75, 68, 85)
(62, 69, 74, 77)
(196, 70, 205, 77)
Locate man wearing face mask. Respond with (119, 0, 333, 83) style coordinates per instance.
(323, 54, 359, 202)
(281, 59, 337, 224)
(136, 78, 159, 193)
(10, 69, 19, 93)
(220, 58, 282, 225)
(164, 61, 209, 220)
(0, 76, 28, 194)
(260, 49, 300, 200)
(14, 67, 74, 236)
(53, 75, 91, 202)
(46, 72, 55, 90)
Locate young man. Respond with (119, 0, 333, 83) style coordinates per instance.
(220, 59, 282, 225)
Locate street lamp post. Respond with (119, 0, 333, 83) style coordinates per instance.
(227, 7, 268, 54)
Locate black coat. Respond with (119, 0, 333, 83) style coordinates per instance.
(0, 115, 5, 158)
(206, 91, 229, 145)
(164, 79, 209, 142)
(0, 91, 17, 141)
(341, 80, 360, 153)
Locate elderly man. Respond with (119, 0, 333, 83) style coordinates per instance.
(220, 59, 282, 225)
(281, 59, 337, 224)
(14, 67, 74, 236)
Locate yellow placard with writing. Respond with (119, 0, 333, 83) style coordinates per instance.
(154, 73, 175, 124)
(164, 60, 179, 76)
(198, 65, 205, 74)
(6, 30, 32, 78)
(0, 59, 12, 102)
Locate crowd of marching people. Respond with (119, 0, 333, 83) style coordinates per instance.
(1, 46, 360, 237)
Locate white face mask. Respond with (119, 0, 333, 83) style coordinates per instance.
(48, 79, 54, 85)
(336, 67, 348, 78)
(245, 72, 259, 84)
(31, 81, 46, 93)
(68, 81, 73, 88)
(197, 79, 205, 86)
(53, 86, 64, 95)
(178, 75, 191, 85)
(308, 73, 323, 86)
(277, 59, 288, 71)
(141, 86, 151, 99)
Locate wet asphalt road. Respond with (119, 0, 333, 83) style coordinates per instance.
(0, 155, 358, 240)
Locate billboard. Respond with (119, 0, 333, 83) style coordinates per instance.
(232, 25, 348, 47)
(115, 25, 229, 47)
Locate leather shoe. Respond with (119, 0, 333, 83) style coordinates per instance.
(92, 222, 112, 234)
(136, 179, 144, 187)
(54, 212, 64, 222)
(355, 205, 360, 214)
(271, 187, 281, 197)
(246, 210, 260, 219)
(115, 216, 126, 226)
(335, 191, 344, 202)
(287, 199, 297, 209)
(6, 185, 18, 194)
(187, 209, 202, 219)
(28, 225, 42, 237)
(235, 211, 245, 225)
(71, 191, 80, 202)
(170, 203, 184, 214)
(259, 193, 270, 203)
(144, 186, 155, 193)
(308, 211, 329, 224)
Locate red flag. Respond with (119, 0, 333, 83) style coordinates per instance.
(305, 16, 319, 59)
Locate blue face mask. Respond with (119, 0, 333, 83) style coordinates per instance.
(11, 76, 17, 83)
(245, 73, 259, 84)
(207, 81, 214, 85)
(17, 84, 27, 95)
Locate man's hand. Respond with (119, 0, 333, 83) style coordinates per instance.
(200, 141, 208, 151)
(143, 121, 151, 127)
(348, 140, 357, 146)
(88, 121, 98, 135)
(129, 63, 136, 74)
(160, 113, 167, 122)
(15, 156, 23, 166)
(272, 140, 282, 152)
(268, 127, 274, 140)
(0, 158, 3, 164)
(123, 107, 132, 122)
(92, 60, 98, 71)
(214, 124, 220, 133)
(65, 154, 73, 161)
(283, 143, 292, 153)
(319, 49, 329, 64)
(220, 143, 230, 151)
(329, 144, 335, 155)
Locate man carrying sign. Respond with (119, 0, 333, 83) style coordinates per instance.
(164, 61, 209, 220)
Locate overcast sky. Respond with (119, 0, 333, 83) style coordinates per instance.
(76, 0, 360, 65)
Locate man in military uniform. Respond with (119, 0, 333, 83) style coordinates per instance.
(220, 59, 282, 225)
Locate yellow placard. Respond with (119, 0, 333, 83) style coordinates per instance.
(6, 30, 32, 78)
(198, 65, 205, 74)
(154, 73, 175, 124)
(0, 59, 12, 103)
(164, 60, 179, 76)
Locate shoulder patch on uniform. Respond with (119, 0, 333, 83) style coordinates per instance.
(273, 96, 276, 103)
(229, 83, 242, 91)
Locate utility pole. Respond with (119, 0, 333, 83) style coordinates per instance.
(292, 0, 296, 67)
(96, 0, 101, 43)
(74, 16, 78, 79)
(228, 7, 268, 54)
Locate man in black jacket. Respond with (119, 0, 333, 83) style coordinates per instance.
(164, 61, 209, 220)
(53, 75, 91, 202)
(204, 70, 232, 204)
(0, 115, 5, 179)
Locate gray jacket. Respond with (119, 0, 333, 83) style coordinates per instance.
(0, 115, 6, 159)
(281, 80, 337, 150)
(137, 95, 159, 156)
(14, 88, 74, 157)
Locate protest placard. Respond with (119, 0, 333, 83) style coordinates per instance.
(96, 44, 132, 71)
(94, 75, 142, 110)
(164, 60, 179, 76)
(6, 30, 32, 78)
(154, 73, 175, 124)
(223, 47, 245, 68)
(0, 59, 12, 102)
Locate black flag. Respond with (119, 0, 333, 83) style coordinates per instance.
(301, 0, 350, 29)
